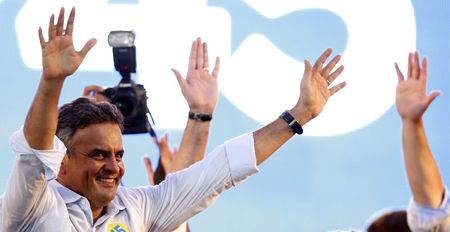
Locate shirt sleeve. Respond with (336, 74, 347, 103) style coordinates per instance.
(407, 188, 450, 232)
(121, 132, 259, 232)
(1, 127, 66, 231)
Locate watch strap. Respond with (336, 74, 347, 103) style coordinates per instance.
(188, 111, 212, 121)
(279, 110, 303, 135)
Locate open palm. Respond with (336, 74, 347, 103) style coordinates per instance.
(297, 48, 346, 119)
(172, 38, 220, 114)
(395, 53, 439, 122)
(39, 7, 96, 80)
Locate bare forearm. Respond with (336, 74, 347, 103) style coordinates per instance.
(24, 76, 65, 149)
(253, 108, 312, 165)
(170, 119, 210, 172)
(402, 119, 444, 208)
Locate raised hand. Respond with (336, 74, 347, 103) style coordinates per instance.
(171, 38, 220, 114)
(38, 7, 96, 80)
(395, 52, 440, 122)
(154, 134, 177, 173)
(293, 48, 346, 121)
(147, 134, 179, 185)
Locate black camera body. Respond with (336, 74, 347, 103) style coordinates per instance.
(103, 81, 150, 134)
(105, 31, 154, 134)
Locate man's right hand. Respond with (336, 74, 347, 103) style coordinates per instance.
(24, 7, 96, 149)
(38, 7, 96, 81)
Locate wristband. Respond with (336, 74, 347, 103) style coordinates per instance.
(279, 110, 303, 135)
(188, 111, 212, 121)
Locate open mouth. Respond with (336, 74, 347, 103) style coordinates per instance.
(96, 177, 116, 187)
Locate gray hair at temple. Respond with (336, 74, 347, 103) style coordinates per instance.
(56, 97, 124, 157)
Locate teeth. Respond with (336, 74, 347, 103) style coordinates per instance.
(98, 178, 114, 183)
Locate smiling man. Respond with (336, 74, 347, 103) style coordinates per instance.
(56, 98, 126, 217)
(1, 7, 346, 231)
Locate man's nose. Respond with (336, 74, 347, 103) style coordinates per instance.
(104, 156, 120, 174)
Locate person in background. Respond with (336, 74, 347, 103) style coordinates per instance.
(394, 52, 448, 231)
(364, 208, 410, 232)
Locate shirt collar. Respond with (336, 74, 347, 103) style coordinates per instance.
(107, 189, 126, 214)
(50, 180, 126, 212)
(50, 180, 83, 204)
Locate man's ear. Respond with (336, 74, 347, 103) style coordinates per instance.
(59, 154, 70, 175)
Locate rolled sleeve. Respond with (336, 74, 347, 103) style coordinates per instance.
(9, 127, 66, 180)
(132, 132, 259, 231)
(407, 188, 450, 232)
(3, 128, 67, 231)
(224, 132, 259, 186)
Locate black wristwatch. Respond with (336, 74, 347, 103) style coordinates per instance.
(188, 111, 213, 121)
(279, 110, 303, 135)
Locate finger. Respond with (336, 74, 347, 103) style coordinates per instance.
(329, 81, 347, 96)
(411, 51, 420, 79)
(203, 42, 209, 69)
(327, 65, 344, 84)
(79, 38, 97, 58)
(424, 90, 441, 109)
(313, 48, 332, 72)
(66, 7, 75, 36)
(409, 52, 417, 79)
(56, 7, 65, 36)
(407, 53, 413, 79)
(303, 59, 313, 81)
(48, 14, 56, 40)
(322, 55, 341, 77)
(171, 68, 186, 89)
(419, 57, 428, 83)
(38, 27, 46, 48)
(395, 62, 405, 83)
(160, 133, 169, 146)
(143, 156, 155, 186)
(82, 85, 105, 96)
(197, 38, 204, 69)
(188, 40, 196, 71)
(211, 57, 220, 79)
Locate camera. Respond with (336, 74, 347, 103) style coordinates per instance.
(103, 31, 154, 134)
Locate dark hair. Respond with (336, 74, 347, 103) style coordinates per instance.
(56, 97, 124, 156)
(367, 210, 411, 232)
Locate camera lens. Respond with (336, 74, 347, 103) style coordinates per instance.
(113, 96, 135, 117)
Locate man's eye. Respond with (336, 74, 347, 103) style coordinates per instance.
(115, 153, 124, 161)
(92, 154, 104, 160)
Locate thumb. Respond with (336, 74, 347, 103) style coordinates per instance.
(171, 68, 186, 89)
(79, 38, 97, 58)
(303, 60, 313, 81)
(424, 90, 441, 109)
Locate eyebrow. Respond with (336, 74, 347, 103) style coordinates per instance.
(85, 148, 125, 156)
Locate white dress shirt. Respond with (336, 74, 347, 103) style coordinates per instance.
(408, 188, 450, 232)
(1, 128, 259, 232)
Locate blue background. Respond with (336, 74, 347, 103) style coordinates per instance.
(0, 0, 449, 231)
